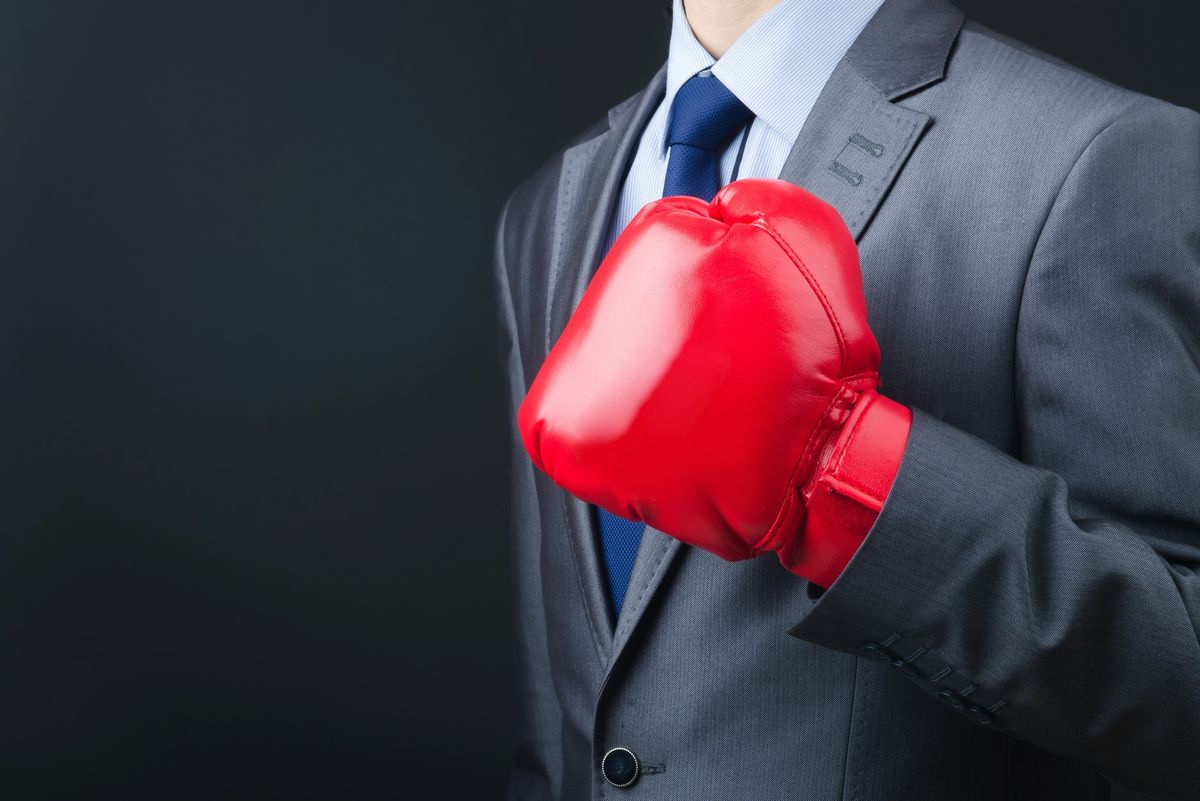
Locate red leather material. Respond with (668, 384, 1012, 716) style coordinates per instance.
(782, 391, 912, 588)
(518, 178, 910, 584)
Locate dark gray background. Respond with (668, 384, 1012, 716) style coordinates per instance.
(0, 1, 1194, 798)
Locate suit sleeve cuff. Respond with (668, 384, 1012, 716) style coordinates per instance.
(785, 407, 1014, 654)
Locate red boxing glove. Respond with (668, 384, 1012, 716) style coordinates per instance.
(519, 179, 911, 588)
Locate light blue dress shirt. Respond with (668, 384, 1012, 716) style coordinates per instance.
(604, 0, 885, 251)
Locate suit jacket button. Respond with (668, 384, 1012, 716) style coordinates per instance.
(602, 746, 640, 788)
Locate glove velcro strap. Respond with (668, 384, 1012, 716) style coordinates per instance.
(781, 390, 911, 588)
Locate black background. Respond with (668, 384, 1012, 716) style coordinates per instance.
(0, 1, 1194, 799)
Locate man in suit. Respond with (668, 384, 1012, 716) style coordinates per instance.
(493, 0, 1200, 798)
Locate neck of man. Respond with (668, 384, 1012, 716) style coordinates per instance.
(683, 0, 782, 58)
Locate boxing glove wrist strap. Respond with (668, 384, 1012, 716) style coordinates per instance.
(778, 390, 912, 588)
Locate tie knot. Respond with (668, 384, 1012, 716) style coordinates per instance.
(666, 72, 753, 151)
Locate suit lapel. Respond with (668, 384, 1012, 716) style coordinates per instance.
(609, 527, 681, 665)
(780, 0, 964, 236)
(604, 0, 965, 674)
(778, 59, 931, 241)
(544, 66, 667, 660)
(547, 67, 667, 355)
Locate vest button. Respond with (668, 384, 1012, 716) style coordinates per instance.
(601, 746, 640, 788)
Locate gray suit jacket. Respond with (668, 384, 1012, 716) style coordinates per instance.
(493, 0, 1200, 798)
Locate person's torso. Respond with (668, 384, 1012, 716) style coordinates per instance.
(499, 15, 1144, 799)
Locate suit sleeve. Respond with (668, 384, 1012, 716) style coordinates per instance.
(494, 196, 564, 801)
(786, 101, 1200, 801)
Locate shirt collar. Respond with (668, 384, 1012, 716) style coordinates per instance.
(664, 0, 885, 146)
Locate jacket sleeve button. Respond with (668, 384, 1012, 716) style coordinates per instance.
(937, 689, 965, 711)
(862, 642, 888, 661)
(966, 704, 994, 725)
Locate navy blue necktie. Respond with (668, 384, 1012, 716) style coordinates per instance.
(597, 72, 753, 616)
